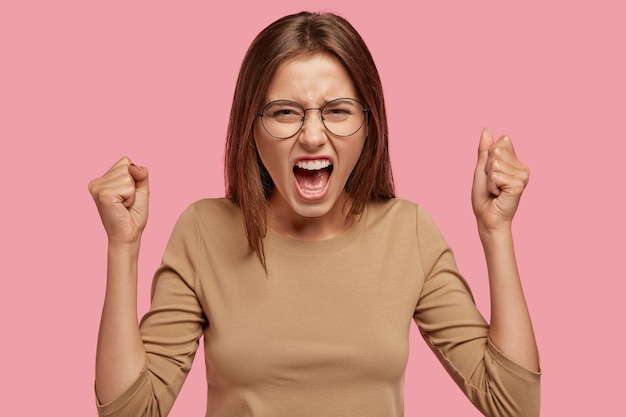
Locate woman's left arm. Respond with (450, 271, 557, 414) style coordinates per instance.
(471, 128, 539, 372)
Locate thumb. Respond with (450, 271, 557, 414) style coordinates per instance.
(472, 128, 494, 204)
(129, 164, 149, 194)
(476, 127, 494, 172)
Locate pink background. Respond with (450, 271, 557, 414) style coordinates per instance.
(1, 1, 624, 415)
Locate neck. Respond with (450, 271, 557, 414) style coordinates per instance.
(266, 194, 355, 241)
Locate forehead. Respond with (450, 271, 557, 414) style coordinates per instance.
(266, 52, 358, 104)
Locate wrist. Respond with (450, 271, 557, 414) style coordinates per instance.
(478, 224, 514, 246)
(105, 241, 141, 288)
(107, 239, 142, 258)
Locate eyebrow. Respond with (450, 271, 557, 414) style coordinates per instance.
(264, 97, 360, 106)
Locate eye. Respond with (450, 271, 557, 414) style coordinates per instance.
(264, 101, 303, 122)
(272, 109, 297, 117)
(327, 108, 351, 115)
(323, 100, 357, 120)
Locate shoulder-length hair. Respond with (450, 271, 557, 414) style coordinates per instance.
(225, 11, 395, 268)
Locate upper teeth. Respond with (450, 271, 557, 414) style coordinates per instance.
(296, 160, 331, 170)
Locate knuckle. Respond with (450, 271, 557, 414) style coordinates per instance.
(88, 180, 103, 197)
(96, 192, 111, 206)
(518, 164, 530, 183)
(513, 178, 527, 192)
(121, 174, 134, 186)
(490, 145, 504, 157)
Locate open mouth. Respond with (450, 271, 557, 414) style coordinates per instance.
(293, 159, 333, 196)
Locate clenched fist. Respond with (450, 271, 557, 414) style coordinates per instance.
(472, 128, 530, 233)
(88, 157, 150, 245)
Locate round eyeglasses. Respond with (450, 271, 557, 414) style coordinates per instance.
(256, 98, 370, 139)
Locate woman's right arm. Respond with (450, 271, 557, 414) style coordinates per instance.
(88, 157, 150, 404)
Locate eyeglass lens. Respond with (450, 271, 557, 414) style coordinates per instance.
(260, 98, 366, 139)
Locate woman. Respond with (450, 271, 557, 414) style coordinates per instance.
(89, 11, 540, 417)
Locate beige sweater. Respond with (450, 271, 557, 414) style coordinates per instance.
(96, 198, 540, 417)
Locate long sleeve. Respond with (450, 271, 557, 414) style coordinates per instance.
(97, 205, 207, 417)
(413, 207, 540, 417)
(94, 198, 540, 417)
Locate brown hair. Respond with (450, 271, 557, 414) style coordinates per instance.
(225, 11, 395, 267)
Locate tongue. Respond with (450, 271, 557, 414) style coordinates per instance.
(294, 168, 330, 193)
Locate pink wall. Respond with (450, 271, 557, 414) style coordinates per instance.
(1, 1, 624, 415)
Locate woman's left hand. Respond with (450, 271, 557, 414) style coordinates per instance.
(471, 128, 530, 233)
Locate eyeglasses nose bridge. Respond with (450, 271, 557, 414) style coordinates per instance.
(302, 106, 324, 120)
(300, 107, 326, 131)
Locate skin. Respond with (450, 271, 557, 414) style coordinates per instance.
(88, 57, 538, 405)
(254, 53, 367, 240)
(88, 159, 149, 403)
(472, 128, 539, 371)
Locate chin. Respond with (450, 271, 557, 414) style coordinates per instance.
(290, 200, 337, 219)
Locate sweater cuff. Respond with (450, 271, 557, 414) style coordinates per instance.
(487, 338, 541, 382)
(95, 365, 151, 416)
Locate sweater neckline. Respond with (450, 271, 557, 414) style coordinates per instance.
(265, 207, 369, 254)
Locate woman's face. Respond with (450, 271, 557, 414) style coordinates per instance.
(254, 52, 367, 234)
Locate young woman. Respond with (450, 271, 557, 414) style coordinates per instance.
(89, 11, 540, 417)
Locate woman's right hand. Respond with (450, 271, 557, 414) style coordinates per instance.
(88, 157, 150, 245)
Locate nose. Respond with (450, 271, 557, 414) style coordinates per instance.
(298, 108, 327, 149)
